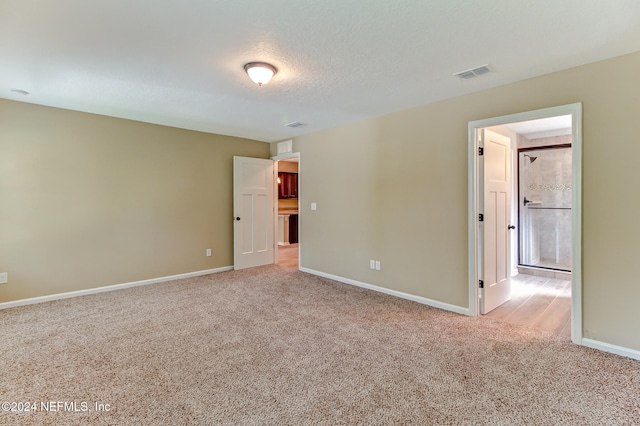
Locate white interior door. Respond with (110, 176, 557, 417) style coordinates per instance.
(233, 156, 275, 270)
(481, 129, 512, 314)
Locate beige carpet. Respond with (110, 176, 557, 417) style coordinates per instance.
(1, 265, 639, 425)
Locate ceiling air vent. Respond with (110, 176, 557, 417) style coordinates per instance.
(453, 64, 492, 80)
(284, 121, 305, 128)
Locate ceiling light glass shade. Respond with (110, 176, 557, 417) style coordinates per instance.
(244, 62, 277, 86)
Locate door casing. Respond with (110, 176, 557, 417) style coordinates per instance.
(468, 103, 582, 344)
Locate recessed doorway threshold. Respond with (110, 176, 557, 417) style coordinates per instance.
(517, 265, 571, 281)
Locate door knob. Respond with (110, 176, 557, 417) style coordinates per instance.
(508, 225, 516, 230)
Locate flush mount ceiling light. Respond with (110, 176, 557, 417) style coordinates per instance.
(244, 62, 277, 86)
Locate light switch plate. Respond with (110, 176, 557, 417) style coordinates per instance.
(311, 203, 317, 211)
(375, 261, 381, 271)
(370, 260, 375, 269)
(206, 249, 212, 257)
(0, 272, 7, 284)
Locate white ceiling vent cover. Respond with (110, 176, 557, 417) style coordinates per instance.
(453, 64, 492, 80)
(284, 121, 305, 128)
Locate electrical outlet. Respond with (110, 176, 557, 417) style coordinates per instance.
(375, 261, 381, 271)
(206, 249, 212, 257)
(311, 202, 317, 211)
(0, 272, 7, 284)
(369, 260, 375, 269)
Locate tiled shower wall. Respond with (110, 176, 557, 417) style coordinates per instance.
(518, 134, 572, 272)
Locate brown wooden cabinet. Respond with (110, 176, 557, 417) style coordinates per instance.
(289, 214, 298, 244)
(278, 172, 298, 199)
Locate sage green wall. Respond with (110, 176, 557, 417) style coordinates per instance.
(283, 51, 640, 351)
(0, 100, 270, 303)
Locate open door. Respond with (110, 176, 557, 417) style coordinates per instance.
(233, 156, 275, 270)
(480, 129, 512, 314)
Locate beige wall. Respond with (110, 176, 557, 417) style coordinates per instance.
(282, 51, 640, 351)
(518, 134, 572, 149)
(278, 161, 299, 173)
(0, 100, 270, 303)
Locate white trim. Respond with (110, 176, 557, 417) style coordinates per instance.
(273, 158, 279, 265)
(570, 105, 583, 344)
(468, 103, 583, 344)
(300, 267, 470, 316)
(270, 151, 300, 162)
(468, 126, 479, 316)
(582, 338, 640, 361)
(0, 266, 233, 310)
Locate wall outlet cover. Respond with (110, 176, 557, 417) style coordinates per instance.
(0, 272, 7, 284)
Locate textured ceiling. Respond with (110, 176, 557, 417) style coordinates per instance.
(2, 1, 640, 142)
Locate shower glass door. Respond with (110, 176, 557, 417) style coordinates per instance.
(518, 146, 572, 272)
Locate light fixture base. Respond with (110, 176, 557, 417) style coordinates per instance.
(244, 62, 277, 86)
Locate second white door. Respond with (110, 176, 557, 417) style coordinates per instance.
(481, 129, 512, 314)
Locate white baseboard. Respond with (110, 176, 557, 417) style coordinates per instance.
(0, 266, 233, 310)
(581, 338, 640, 361)
(299, 267, 470, 316)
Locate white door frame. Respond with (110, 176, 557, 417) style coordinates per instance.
(468, 103, 582, 344)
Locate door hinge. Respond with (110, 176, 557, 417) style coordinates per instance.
(478, 213, 484, 222)
(478, 147, 484, 156)
(479, 280, 484, 289)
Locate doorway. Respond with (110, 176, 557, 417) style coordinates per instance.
(232, 153, 300, 271)
(468, 103, 582, 344)
(274, 155, 300, 270)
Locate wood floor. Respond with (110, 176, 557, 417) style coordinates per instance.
(484, 273, 572, 337)
(277, 243, 299, 270)
(276, 247, 570, 337)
